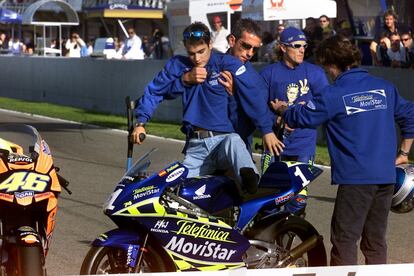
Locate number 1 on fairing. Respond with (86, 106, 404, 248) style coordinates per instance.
(294, 166, 310, 187)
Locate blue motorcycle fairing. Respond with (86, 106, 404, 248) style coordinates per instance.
(104, 162, 188, 216)
(128, 216, 249, 264)
(236, 161, 322, 230)
(92, 228, 143, 268)
(92, 228, 144, 247)
(178, 176, 242, 214)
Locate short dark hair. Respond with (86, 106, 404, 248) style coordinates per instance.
(315, 35, 361, 71)
(383, 9, 398, 21)
(231, 18, 262, 40)
(319, 15, 330, 22)
(182, 22, 210, 46)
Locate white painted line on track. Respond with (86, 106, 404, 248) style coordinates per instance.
(72, 263, 414, 276)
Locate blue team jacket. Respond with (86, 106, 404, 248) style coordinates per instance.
(136, 52, 274, 135)
(228, 61, 270, 152)
(260, 61, 329, 156)
(283, 68, 414, 185)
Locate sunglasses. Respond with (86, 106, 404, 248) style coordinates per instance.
(183, 31, 208, 40)
(239, 40, 260, 53)
(284, 43, 308, 49)
(402, 38, 412, 41)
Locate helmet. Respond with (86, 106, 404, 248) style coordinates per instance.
(391, 164, 414, 213)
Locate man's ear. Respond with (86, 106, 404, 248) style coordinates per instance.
(280, 44, 287, 54)
(228, 35, 236, 48)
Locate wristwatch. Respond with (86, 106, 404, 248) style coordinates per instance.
(135, 122, 146, 128)
(399, 149, 410, 156)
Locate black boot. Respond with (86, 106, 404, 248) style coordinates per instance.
(240, 167, 259, 194)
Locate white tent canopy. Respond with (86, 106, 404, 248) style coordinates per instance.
(22, 0, 79, 56)
(22, 0, 79, 26)
(242, 0, 337, 21)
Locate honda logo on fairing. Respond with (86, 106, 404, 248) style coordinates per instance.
(154, 220, 169, 229)
(151, 220, 169, 233)
(193, 185, 211, 200)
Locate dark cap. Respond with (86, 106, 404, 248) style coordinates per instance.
(280, 27, 307, 44)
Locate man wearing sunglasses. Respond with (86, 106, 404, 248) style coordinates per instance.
(133, 22, 282, 194)
(217, 19, 284, 155)
(122, 27, 145, 60)
(260, 27, 329, 215)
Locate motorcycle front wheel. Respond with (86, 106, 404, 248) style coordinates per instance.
(80, 243, 174, 274)
(16, 245, 46, 276)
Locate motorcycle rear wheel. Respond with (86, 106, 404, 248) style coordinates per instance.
(273, 217, 327, 267)
(80, 244, 173, 274)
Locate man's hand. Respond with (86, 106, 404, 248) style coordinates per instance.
(182, 67, 207, 85)
(270, 99, 288, 116)
(395, 154, 409, 166)
(218, 71, 234, 96)
(132, 126, 146, 145)
(262, 132, 285, 156)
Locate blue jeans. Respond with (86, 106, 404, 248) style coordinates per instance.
(183, 133, 258, 183)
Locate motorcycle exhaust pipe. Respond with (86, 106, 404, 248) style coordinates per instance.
(279, 235, 323, 266)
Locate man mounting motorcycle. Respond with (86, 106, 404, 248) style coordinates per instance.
(132, 22, 283, 194)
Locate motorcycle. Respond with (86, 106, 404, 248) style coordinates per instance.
(0, 124, 70, 276)
(80, 98, 327, 273)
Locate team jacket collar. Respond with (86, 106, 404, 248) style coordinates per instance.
(336, 67, 368, 82)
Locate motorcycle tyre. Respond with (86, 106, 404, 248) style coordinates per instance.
(16, 245, 46, 276)
(249, 216, 327, 267)
(273, 217, 327, 267)
(80, 244, 174, 274)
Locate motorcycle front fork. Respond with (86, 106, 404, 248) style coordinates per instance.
(131, 233, 149, 273)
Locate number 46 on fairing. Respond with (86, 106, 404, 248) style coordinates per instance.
(0, 172, 50, 193)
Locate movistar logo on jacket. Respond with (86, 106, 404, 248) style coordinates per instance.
(343, 89, 387, 115)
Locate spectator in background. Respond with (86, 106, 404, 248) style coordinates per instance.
(319, 15, 336, 39)
(387, 33, 406, 68)
(50, 39, 58, 49)
(261, 23, 285, 63)
(65, 32, 86, 58)
(114, 37, 124, 59)
(87, 39, 95, 56)
(211, 15, 230, 53)
(335, 19, 353, 40)
(142, 35, 151, 57)
(259, 31, 274, 62)
(401, 31, 414, 68)
(149, 28, 172, 59)
(0, 32, 9, 52)
(370, 9, 411, 65)
(122, 27, 145, 60)
(303, 17, 324, 61)
(372, 32, 391, 66)
(9, 37, 24, 55)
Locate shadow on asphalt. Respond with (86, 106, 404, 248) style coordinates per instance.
(309, 195, 336, 203)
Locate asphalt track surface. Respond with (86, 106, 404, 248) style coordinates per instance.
(0, 109, 413, 275)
